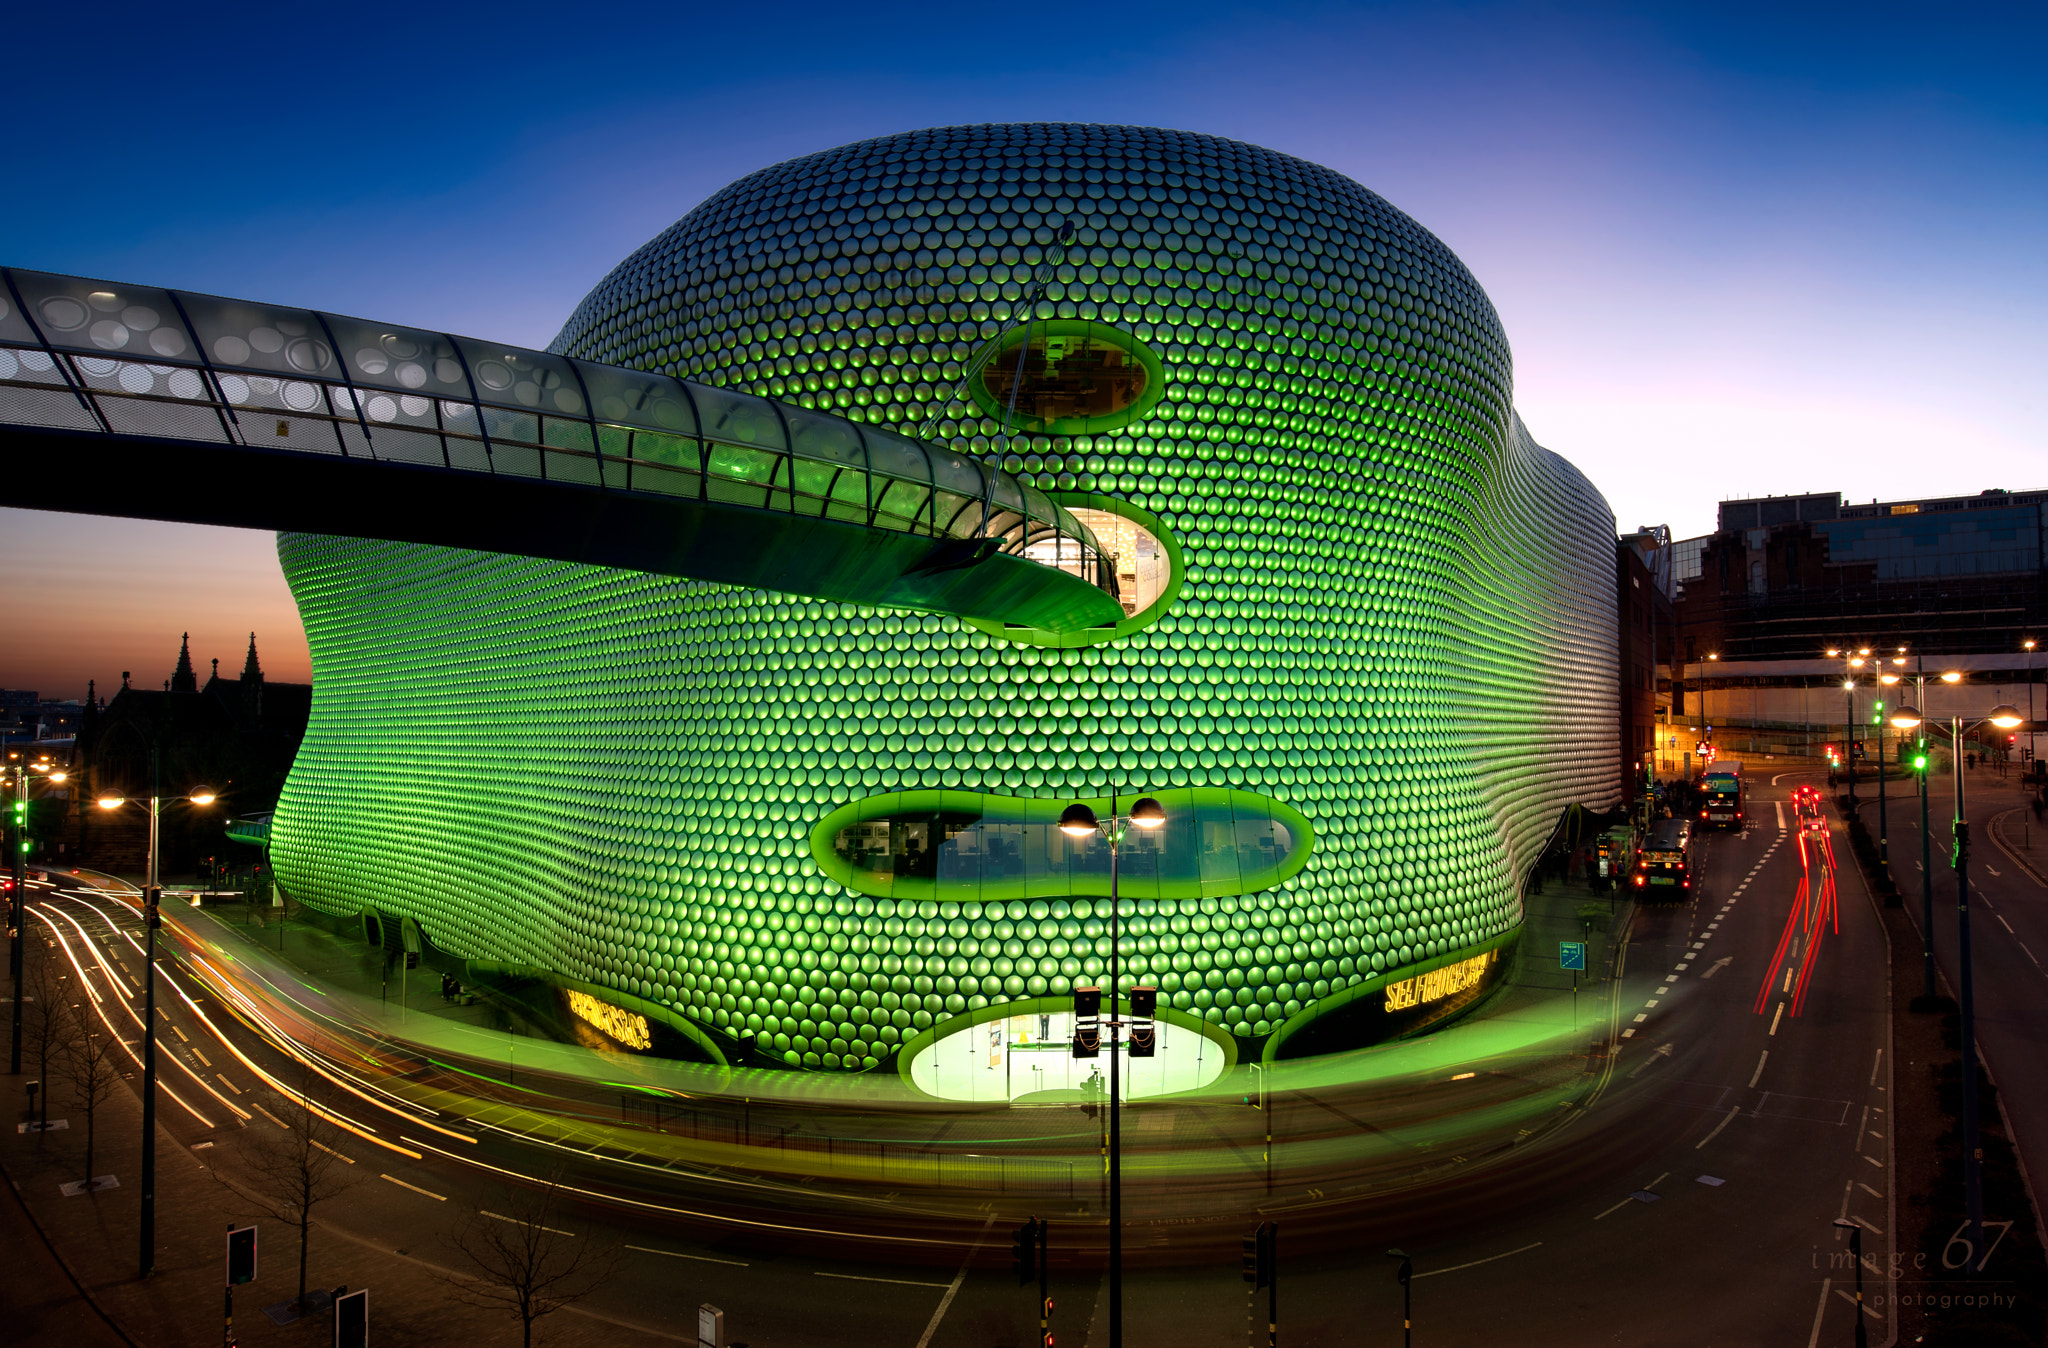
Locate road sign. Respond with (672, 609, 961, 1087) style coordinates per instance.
(1559, 941, 1587, 971)
(333, 1288, 367, 1348)
(698, 1304, 725, 1348)
(226, 1225, 256, 1287)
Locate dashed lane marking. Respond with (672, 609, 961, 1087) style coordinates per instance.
(625, 1245, 749, 1266)
(380, 1174, 447, 1201)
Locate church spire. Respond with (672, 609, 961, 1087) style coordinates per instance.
(239, 632, 263, 684)
(171, 632, 198, 693)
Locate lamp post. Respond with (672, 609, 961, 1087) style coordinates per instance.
(98, 773, 216, 1280)
(1057, 792, 1165, 1348)
(1886, 697, 2023, 1271)
(2026, 639, 2038, 772)
(7, 752, 70, 1075)
(1876, 650, 1907, 883)
(1827, 647, 1873, 806)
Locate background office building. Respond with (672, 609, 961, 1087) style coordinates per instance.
(1658, 488, 2044, 762)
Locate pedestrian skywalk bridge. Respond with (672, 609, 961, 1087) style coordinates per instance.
(0, 267, 1125, 632)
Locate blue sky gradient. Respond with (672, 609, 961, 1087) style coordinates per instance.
(5, 1, 2044, 695)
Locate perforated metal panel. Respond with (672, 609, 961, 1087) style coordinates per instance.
(271, 123, 1620, 1068)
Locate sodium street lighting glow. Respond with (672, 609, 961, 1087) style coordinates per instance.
(1943, 672, 1964, 684)
(1891, 706, 1923, 729)
(97, 796, 124, 809)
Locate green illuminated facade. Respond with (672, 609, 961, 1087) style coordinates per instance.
(271, 123, 1620, 1070)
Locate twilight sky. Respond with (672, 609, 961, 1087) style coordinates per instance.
(3, 0, 2043, 700)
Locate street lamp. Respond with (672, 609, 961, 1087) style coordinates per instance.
(1876, 652, 1907, 887)
(7, 752, 69, 1075)
(1681, 652, 1718, 786)
(2025, 639, 2039, 773)
(1885, 698, 2023, 1271)
(1057, 792, 1164, 1348)
(97, 779, 216, 1280)
(1828, 647, 1873, 806)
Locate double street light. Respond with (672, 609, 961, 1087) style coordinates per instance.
(1887, 697, 2023, 1272)
(97, 781, 215, 1280)
(1057, 792, 1164, 1348)
(7, 752, 69, 1075)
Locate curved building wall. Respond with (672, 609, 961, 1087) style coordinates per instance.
(271, 123, 1619, 1070)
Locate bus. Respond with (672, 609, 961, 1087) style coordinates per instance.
(1633, 818, 1694, 895)
(1701, 761, 1744, 829)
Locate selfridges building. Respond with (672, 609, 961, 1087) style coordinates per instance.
(272, 123, 1621, 1073)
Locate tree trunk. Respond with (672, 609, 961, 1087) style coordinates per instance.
(83, 1103, 95, 1183)
(299, 1215, 310, 1307)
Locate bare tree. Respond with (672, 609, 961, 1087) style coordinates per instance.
(60, 1014, 121, 1186)
(438, 1172, 619, 1348)
(21, 933, 71, 1132)
(228, 1079, 362, 1310)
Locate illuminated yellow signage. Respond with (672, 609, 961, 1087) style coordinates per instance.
(1384, 951, 1497, 1012)
(566, 989, 651, 1050)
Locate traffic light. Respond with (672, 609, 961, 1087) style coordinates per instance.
(1241, 1221, 1275, 1289)
(1128, 986, 1156, 1057)
(1913, 752, 1928, 772)
(1011, 1218, 1040, 1285)
(1071, 987, 1100, 1059)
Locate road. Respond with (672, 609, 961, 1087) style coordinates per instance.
(15, 780, 1902, 1347)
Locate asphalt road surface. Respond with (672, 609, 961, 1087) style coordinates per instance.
(21, 780, 1902, 1347)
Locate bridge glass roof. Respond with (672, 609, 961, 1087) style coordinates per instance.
(0, 267, 1108, 578)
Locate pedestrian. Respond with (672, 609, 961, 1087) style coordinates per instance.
(1968, 752, 1977, 771)
(439, 972, 452, 1002)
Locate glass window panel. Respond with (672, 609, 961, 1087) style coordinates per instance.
(451, 338, 586, 415)
(781, 404, 865, 466)
(175, 290, 336, 379)
(481, 406, 541, 446)
(690, 384, 787, 452)
(577, 361, 696, 436)
(860, 425, 932, 488)
(542, 418, 594, 453)
(319, 313, 471, 401)
(1191, 788, 1246, 895)
(7, 271, 199, 363)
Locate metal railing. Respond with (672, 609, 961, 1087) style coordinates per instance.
(0, 267, 1114, 590)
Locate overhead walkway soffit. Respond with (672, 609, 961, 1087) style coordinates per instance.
(0, 267, 1124, 634)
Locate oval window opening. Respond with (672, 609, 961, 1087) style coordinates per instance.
(1027, 508, 1170, 618)
(968, 320, 1164, 435)
(908, 1004, 1229, 1103)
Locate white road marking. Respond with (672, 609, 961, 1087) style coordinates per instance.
(625, 1244, 748, 1266)
(1749, 1051, 1769, 1088)
(1412, 1241, 1543, 1278)
(1999, 915, 2016, 934)
(1835, 1286, 1883, 1319)
(1777, 802, 1787, 830)
(1807, 1278, 1834, 1347)
(310, 1139, 355, 1165)
(1770, 1002, 1786, 1036)
(1988, 867, 2003, 877)
(483, 1210, 573, 1236)
(1858, 1182, 1884, 1199)
(380, 1174, 446, 1201)
(1703, 957, 1733, 979)
(817, 1271, 949, 1288)
(1696, 1106, 1742, 1149)
(913, 1212, 993, 1348)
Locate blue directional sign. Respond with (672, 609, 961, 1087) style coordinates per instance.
(1559, 941, 1587, 971)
